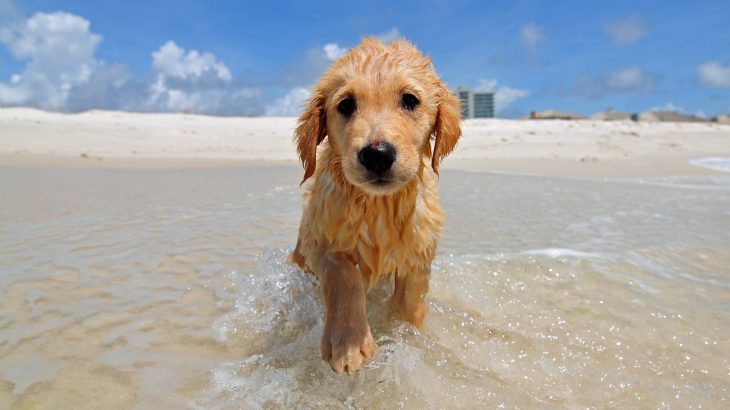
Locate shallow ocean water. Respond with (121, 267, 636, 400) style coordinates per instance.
(1, 166, 729, 409)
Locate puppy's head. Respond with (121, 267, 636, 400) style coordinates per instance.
(296, 38, 461, 194)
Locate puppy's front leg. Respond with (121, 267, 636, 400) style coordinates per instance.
(391, 266, 430, 328)
(319, 253, 377, 374)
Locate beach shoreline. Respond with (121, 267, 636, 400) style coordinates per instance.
(2, 153, 728, 179)
(2, 108, 729, 178)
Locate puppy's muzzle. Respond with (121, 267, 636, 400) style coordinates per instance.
(358, 141, 396, 175)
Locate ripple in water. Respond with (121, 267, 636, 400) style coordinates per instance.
(2, 168, 729, 409)
(195, 248, 730, 409)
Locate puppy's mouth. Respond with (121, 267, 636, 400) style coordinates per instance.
(356, 170, 407, 194)
(367, 176, 395, 186)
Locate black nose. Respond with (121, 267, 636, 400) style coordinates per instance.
(358, 142, 396, 174)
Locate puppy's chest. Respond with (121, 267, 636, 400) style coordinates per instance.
(345, 191, 442, 279)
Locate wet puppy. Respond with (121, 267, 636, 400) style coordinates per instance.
(290, 38, 462, 374)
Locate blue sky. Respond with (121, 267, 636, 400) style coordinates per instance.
(1, 0, 729, 117)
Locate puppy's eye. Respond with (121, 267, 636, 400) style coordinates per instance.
(401, 93, 419, 111)
(337, 97, 356, 118)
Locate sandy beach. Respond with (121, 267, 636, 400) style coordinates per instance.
(1, 107, 729, 177)
(2, 109, 730, 408)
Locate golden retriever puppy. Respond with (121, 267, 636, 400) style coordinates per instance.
(290, 37, 461, 374)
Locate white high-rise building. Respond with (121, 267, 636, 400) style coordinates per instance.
(456, 87, 495, 118)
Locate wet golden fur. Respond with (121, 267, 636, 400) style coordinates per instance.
(290, 38, 462, 374)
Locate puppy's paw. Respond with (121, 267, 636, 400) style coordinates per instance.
(321, 320, 377, 374)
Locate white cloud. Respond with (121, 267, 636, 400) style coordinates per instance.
(519, 23, 546, 65)
(569, 65, 657, 98)
(0, 8, 403, 117)
(697, 62, 730, 88)
(475, 79, 529, 115)
(376, 27, 402, 43)
(647, 103, 708, 118)
(0, 82, 28, 104)
(323, 43, 346, 61)
(0, 11, 102, 108)
(649, 102, 685, 113)
(265, 87, 310, 116)
(152, 41, 231, 81)
(605, 65, 655, 91)
(281, 42, 349, 87)
(520, 22, 544, 51)
(0, 9, 262, 115)
(145, 41, 259, 114)
(605, 14, 647, 45)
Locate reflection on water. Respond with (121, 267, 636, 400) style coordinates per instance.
(1, 167, 729, 408)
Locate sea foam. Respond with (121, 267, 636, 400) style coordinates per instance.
(690, 157, 730, 173)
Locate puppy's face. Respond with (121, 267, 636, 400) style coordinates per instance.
(326, 71, 436, 195)
(295, 38, 462, 193)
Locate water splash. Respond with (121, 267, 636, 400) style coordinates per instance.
(212, 248, 322, 350)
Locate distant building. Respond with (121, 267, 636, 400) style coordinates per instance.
(590, 109, 633, 121)
(529, 109, 585, 120)
(715, 114, 730, 124)
(638, 111, 709, 123)
(456, 87, 495, 118)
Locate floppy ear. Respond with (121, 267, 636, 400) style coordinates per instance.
(431, 87, 462, 174)
(295, 94, 327, 183)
